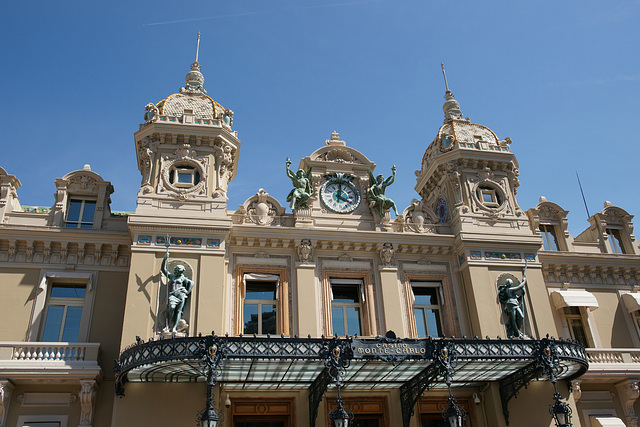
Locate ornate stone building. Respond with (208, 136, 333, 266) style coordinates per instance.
(0, 56, 639, 427)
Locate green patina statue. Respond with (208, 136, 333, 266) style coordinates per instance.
(161, 252, 195, 333)
(367, 166, 398, 216)
(285, 157, 313, 210)
(498, 261, 528, 338)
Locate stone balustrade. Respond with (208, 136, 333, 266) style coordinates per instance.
(586, 348, 640, 365)
(0, 342, 100, 363)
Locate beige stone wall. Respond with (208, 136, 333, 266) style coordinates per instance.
(0, 268, 40, 341)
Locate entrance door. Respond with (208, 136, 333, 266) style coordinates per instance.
(421, 415, 448, 427)
(352, 415, 383, 427)
(234, 415, 289, 427)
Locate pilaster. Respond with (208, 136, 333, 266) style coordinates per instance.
(295, 262, 321, 337)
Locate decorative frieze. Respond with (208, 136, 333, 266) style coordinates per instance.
(0, 240, 128, 268)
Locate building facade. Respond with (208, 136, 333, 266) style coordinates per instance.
(0, 57, 639, 427)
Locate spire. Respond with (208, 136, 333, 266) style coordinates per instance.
(181, 33, 206, 94)
(440, 63, 463, 122)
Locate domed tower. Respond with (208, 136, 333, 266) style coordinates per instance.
(131, 41, 240, 226)
(414, 74, 527, 236)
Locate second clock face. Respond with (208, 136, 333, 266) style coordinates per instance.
(321, 179, 361, 213)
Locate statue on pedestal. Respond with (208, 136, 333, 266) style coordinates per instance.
(161, 251, 195, 334)
(498, 261, 528, 338)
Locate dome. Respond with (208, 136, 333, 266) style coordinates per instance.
(155, 92, 224, 120)
(144, 61, 229, 123)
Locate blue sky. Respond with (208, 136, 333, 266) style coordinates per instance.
(1, 0, 638, 236)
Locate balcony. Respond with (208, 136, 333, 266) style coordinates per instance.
(583, 348, 640, 380)
(0, 342, 102, 384)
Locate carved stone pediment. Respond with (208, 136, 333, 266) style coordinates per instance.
(402, 199, 437, 233)
(239, 189, 285, 226)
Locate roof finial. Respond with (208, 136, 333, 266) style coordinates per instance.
(440, 63, 464, 122)
(441, 63, 450, 93)
(195, 32, 201, 64)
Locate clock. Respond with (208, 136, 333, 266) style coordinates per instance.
(320, 174, 361, 214)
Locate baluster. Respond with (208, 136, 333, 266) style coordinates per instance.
(37, 347, 44, 360)
(55, 347, 62, 360)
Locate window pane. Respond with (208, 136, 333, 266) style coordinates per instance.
(332, 285, 359, 303)
(568, 318, 588, 347)
(246, 282, 277, 300)
(482, 192, 494, 203)
(608, 229, 625, 254)
(261, 304, 277, 334)
(426, 309, 443, 337)
(42, 306, 64, 341)
(243, 304, 259, 334)
(332, 306, 346, 336)
(178, 172, 192, 183)
(81, 201, 96, 223)
(413, 287, 438, 305)
(50, 285, 86, 298)
(67, 200, 82, 223)
(61, 306, 83, 342)
(346, 306, 361, 336)
(414, 308, 427, 338)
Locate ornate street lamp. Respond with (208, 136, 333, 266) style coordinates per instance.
(539, 341, 573, 427)
(197, 343, 222, 427)
(443, 394, 465, 427)
(329, 395, 353, 427)
(327, 343, 353, 427)
(549, 392, 572, 427)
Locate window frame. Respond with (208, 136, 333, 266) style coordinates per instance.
(540, 223, 560, 251)
(28, 271, 96, 342)
(234, 266, 289, 336)
(64, 198, 97, 229)
(242, 278, 278, 335)
(410, 282, 444, 338)
(606, 228, 626, 254)
(330, 279, 365, 337)
(16, 414, 69, 427)
(40, 284, 87, 342)
(558, 305, 598, 348)
(403, 274, 459, 339)
(321, 270, 377, 337)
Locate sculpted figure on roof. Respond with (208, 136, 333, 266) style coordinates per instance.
(367, 166, 398, 217)
(285, 157, 313, 210)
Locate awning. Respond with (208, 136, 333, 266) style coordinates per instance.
(550, 289, 599, 310)
(592, 417, 627, 427)
(114, 334, 589, 427)
(622, 293, 640, 313)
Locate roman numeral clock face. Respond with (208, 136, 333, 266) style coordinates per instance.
(320, 177, 361, 213)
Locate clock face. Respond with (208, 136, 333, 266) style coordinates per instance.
(321, 179, 361, 213)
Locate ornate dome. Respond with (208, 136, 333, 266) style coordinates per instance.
(144, 61, 230, 123)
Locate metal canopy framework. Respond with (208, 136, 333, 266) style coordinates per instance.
(115, 334, 587, 427)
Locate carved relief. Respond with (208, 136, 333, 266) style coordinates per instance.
(616, 380, 640, 427)
(297, 239, 313, 263)
(379, 243, 395, 266)
(159, 145, 209, 201)
(402, 199, 436, 233)
(239, 189, 285, 226)
(0, 380, 14, 427)
(78, 380, 97, 427)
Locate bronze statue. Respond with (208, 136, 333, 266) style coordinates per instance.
(498, 261, 528, 338)
(367, 166, 398, 216)
(161, 252, 194, 333)
(285, 157, 313, 210)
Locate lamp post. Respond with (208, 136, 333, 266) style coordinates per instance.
(327, 343, 353, 427)
(198, 342, 222, 427)
(539, 340, 573, 427)
(549, 391, 572, 427)
(437, 345, 465, 427)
